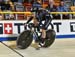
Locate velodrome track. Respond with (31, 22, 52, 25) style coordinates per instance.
(0, 38, 75, 57)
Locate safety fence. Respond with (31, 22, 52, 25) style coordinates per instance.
(0, 12, 75, 14)
(0, 12, 75, 20)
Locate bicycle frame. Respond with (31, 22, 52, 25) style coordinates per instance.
(25, 23, 41, 41)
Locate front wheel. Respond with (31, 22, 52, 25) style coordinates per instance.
(17, 30, 33, 49)
(40, 29, 56, 48)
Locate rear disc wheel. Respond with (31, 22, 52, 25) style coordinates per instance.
(39, 29, 56, 48)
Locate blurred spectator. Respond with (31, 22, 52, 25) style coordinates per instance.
(14, 0, 25, 20)
(0, 0, 15, 20)
(70, 6, 75, 19)
(3, 0, 15, 20)
(18, 0, 24, 3)
(31, 0, 42, 12)
(0, 0, 4, 3)
(46, 0, 57, 12)
(0, 0, 25, 20)
(46, 0, 57, 19)
(57, 1, 69, 19)
(0, 2, 6, 11)
(73, 0, 75, 5)
(0, 6, 4, 20)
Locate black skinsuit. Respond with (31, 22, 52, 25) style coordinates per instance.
(26, 9, 53, 30)
(26, 1, 53, 30)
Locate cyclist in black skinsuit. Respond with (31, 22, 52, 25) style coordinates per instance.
(26, 0, 53, 43)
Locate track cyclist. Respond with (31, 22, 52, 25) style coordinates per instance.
(25, 1, 53, 49)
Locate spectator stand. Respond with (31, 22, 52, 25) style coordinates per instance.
(23, 2, 32, 20)
(0, 0, 15, 20)
(14, 2, 25, 20)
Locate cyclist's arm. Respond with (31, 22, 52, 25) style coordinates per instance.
(26, 16, 33, 24)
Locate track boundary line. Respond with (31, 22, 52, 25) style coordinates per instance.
(0, 41, 24, 57)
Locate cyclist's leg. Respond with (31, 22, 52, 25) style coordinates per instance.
(40, 19, 50, 43)
(41, 29, 46, 43)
